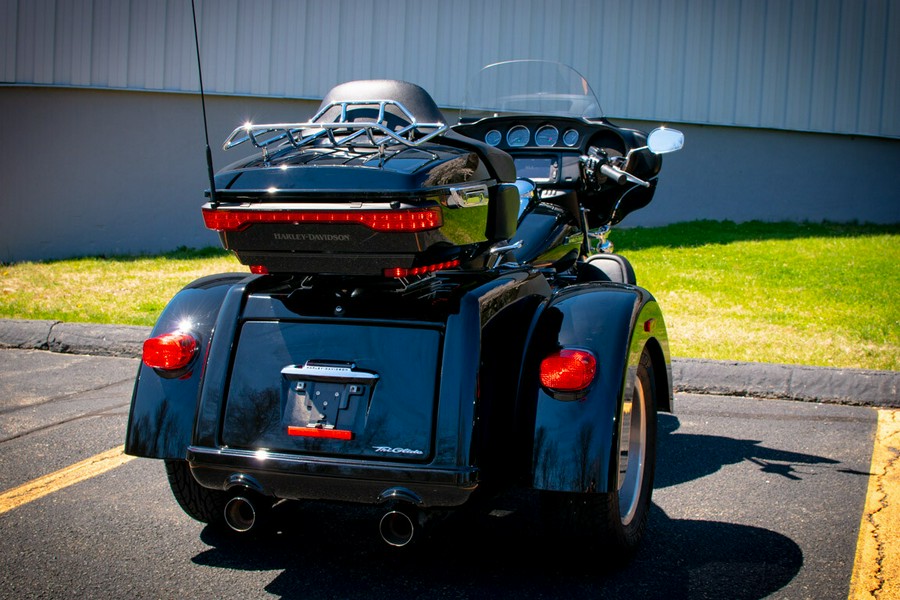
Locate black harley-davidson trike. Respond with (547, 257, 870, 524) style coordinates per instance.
(125, 60, 684, 557)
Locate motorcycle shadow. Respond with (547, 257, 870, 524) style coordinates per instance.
(654, 412, 840, 488)
(194, 483, 802, 600)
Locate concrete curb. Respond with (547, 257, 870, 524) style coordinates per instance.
(0, 318, 149, 359)
(1, 318, 898, 407)
(673, 358, 899, 408)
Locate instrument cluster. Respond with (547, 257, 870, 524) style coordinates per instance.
(482, 123, 582, 149)
(453, 116, 627, 187)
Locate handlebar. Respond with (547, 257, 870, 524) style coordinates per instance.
(580, 147, 651, 189)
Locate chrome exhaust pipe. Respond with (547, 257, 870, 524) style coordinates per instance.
(379, 504, 421, 547)
(223, 496, 257, 533)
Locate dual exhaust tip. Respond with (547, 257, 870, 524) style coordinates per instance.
(223, 495, 259, 533)
(378, 505, 421, 547)
(223, 494, 423, 547)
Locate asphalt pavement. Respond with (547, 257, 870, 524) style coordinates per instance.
(0, 317, 897, 407)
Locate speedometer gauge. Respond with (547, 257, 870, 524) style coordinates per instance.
(535, 125, 559, 147)
(484, 130, 502, 146)
(506, 125, 530, 147)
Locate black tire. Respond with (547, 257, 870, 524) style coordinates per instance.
(164, 459, 230, 525)
(541, 350, 658, 561)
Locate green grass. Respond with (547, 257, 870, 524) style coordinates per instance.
(1, 221, 898, 370)
(0, 246, 241, 326)
(609, 221, 900, 371)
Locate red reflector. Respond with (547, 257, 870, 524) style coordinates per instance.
(383, 259, 461, 278)
(249, 265, 269, 274)
(202, 206, 442, 233)
(142, 332, 198, 371)
(539, 349, 597, 392)
(287, 426, 354, 440)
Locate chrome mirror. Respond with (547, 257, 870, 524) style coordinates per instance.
(647, 127, 684, 154)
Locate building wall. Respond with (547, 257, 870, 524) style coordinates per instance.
(622, 120, 900, 227)
(0, 86, 315, 262)
(4, 0, 899, 138)
(2, 86, 898, 263)
(2, 0, 899, 262)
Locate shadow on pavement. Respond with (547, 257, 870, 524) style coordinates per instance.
(655, 413, 841, 488)
(190, 412, 814, 599)
(193, 498, 802, 600)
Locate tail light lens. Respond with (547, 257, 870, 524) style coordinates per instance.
(202, 206, 442, 233)
(142, 332, 198, 371)
(287, 426, 354, 440)
(383, 259, 460, 278)
(540, 348, 597, 393)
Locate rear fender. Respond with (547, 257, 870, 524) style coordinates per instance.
(124, 273, 254, 458)
(525, 283, 672, 493)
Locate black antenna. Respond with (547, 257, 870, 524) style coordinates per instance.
(190, 0, 218, 207)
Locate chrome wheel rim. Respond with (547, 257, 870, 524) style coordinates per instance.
(618, 375, 647, 526)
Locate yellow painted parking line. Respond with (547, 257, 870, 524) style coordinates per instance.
(849, 409, 900, 600)
(0, 445, 135, 515)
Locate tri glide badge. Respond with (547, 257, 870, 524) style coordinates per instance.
(373, 446, 424, 455)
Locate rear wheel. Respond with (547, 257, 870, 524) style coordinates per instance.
(541, 350, 658, 560)
(164, 459, 230, 525)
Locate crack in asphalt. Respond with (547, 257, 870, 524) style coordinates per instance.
(872, 428, 899, 598)
(0, 377, 135, 417)
(0, 401, 131, 444)
(852, 409, 900, 599)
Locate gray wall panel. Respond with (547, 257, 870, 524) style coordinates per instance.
(621, 120, 900, 227)
(1, 0, 15, 82)
(1, 0, 899, 263)
(4, 0, 897, 137)
(883, 3, 900, 135)
(0, 87, 317, 262)
(1, 87, 897, 263)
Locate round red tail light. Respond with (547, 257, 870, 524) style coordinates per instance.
(142, 332, 198, 371)
(539, 348, 597, 392)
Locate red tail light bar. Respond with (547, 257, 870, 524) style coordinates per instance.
(202, 206, 442, 233)
(383, 259, 460, 278)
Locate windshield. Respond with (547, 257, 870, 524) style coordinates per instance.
(460, 60, 603, 121)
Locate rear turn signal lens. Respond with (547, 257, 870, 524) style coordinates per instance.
(142, 332, 198, 371)
(539, 348, 597, 392)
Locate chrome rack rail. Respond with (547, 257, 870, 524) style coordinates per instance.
(223, 99, 448, 154)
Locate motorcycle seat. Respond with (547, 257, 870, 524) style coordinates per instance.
(580, 254, 636, 285)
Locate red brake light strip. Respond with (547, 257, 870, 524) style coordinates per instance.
(287, 426, 354, 440)
(383, 259, 460, 278)
(202, 206, 442, 233)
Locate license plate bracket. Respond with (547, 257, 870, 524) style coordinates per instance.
(281, 361, 378, 431)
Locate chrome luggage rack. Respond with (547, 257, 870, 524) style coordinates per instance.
(223, 99, 448, 155)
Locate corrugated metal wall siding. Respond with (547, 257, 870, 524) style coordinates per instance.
(2, 0, 898, 138)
